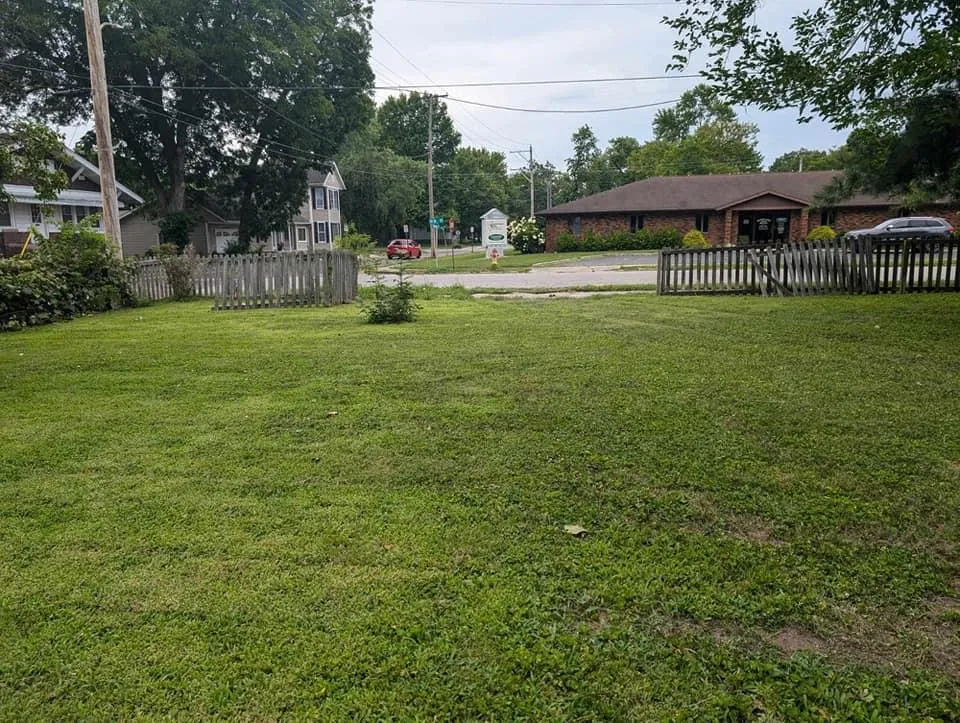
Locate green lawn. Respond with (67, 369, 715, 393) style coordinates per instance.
(1, 295, 959, 718)
(396, 249, 649, 273)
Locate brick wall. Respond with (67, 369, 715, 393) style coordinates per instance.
(545, 211, 724, 250)
(544, 205, 959, 252)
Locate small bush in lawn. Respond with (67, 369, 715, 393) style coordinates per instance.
(150, 243, 203, 300)
(555, 232, 579, 252)
(363, 266, 419, 324)
(682, 230, 709, 248)
(508, 217, 544, 254)
(807, 225, 837, 241)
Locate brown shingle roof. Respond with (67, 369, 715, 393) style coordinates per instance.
(541, 171, 899, 215)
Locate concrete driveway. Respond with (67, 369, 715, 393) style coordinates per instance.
(362, 267, 659, 289)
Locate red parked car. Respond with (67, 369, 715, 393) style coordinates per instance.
(386, 239, 422, 259)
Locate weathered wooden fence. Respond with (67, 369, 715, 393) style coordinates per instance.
(657, 237, 960, 297)
(133, 250, 360, 309)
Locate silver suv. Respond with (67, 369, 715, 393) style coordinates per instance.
(846, 216, 954, 238)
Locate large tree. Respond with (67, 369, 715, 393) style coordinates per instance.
(336, 123, 426, 243)
(566, 125, 607, 198)
(665, 0, 960, 199)
(439, 147, 507, 232)
(627, 84, 762, 178)
(769, 148, 845, 173)
(0, 0, 374, 245)
(377, 92, 461, 165)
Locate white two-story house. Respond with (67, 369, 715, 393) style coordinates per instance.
(1, 146, 144, 255)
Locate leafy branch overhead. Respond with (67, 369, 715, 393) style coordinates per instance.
(665, 0, 960, 200)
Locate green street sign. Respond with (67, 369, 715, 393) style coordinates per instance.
(488, 233, 505, 241)
(429, 216, 445, 228)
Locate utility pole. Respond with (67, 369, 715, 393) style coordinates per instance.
(82, 0, 123, 257)
(528, 145, 535, 217)
(425, 93, 448, 260)
(427, 94, 436, 259)
(798, 153, 804, 173)
(546, 169, 553, 209)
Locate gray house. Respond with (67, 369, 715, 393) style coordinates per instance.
(119, 163, 346, 256)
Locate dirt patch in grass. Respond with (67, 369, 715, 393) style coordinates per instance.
(725, 514, 786, 547)
(772, 626, 827, 654)
(660, 604, 960, 679)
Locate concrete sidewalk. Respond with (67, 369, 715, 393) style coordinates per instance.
(362, 267, 659, 288)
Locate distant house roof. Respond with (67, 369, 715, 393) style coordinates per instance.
(62, 148, 144, 206)
(480, 208, 507, 219)
(306, 162, 345, 190)
(540, 171, 900, 216)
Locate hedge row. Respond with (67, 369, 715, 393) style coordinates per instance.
(1, 221, 137, 331)
(555, 228, 683, 253)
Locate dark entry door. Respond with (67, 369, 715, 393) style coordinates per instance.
(738, 212, 791, 244)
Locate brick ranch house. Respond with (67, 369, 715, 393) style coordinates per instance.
(541, 171, 960, 251)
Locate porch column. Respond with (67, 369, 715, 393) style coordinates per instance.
(724, 209, 733, 246)
(800, 208, 810, 241)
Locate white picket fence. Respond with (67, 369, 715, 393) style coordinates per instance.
(133, 250, 360, 309)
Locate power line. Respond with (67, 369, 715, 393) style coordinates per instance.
(371, 25, 530, 148)
(446, 96, 679, 113)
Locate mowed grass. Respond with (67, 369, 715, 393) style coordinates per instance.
(1, 294, 959, 718)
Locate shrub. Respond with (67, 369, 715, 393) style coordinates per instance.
(508, 216, 545, 254)
(150, 243, 203, 300)
(650, 228, 683, 249)
(337, 232, 374, 254)
(555, 232, 579, 252)
(35, 220, 135, 313)
(806, 225, 837, 241)
(158, 210, 199, 251)
(682, 229, 710, 249)
(1, 220, 135, 331)
(363, 267, 418, 324)
(0, 258, 64, 330)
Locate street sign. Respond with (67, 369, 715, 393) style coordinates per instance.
(429, 216, 445, 228)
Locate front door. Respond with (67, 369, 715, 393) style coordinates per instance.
(738, 212, 791, 244)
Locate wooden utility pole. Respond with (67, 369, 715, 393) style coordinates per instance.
(82, 0, 123, 257)
(427, 94, 437, 259)
(528, 145, 535, 217)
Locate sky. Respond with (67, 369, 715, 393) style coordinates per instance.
(369, 0, 848, 171)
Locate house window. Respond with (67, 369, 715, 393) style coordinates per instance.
(297, 226, 307, 242)
(630, 214, 644, 231)
(695, 213, 710, 233)
(0, 203, 10, 227)
(569, 216, 581, 236)
(329, 189, 340, 210)
(315, 222, 328, 245)
(330, 222, 341, 240)
(31, 205, 43, 224)
(313, 187, 327, 210)
(76, 206, 87, 222)
(62, 205, 74, 223)
(820, 208, 837, 227)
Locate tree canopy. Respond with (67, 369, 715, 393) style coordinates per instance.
(1, 0, 375, 244)
(377, 92, 461, 166)
(665, 0, 960, 199)
(0, 122, 67, 203)
(627, 84, 762, 179)
(768, 148, 845, 173)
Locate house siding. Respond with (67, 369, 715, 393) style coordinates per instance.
(120, 214, 161, 256)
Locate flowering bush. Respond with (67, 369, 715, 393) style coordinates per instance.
(508, 216, 544, 254)
(682, 230, 710, 248)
